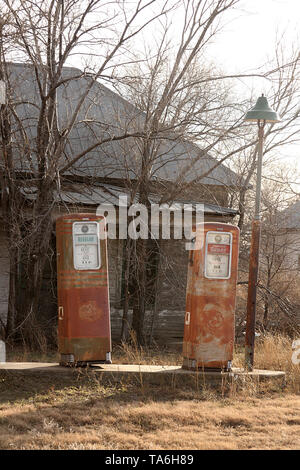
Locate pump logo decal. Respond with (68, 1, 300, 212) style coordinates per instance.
(207, 244, 230, 254)
(79, 301, 102, 322)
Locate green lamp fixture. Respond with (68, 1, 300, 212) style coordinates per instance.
(244, 94, 280, 123)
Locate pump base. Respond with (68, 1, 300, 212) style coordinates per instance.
(182, 357, 232, 372)
(59, 353, 112, 368)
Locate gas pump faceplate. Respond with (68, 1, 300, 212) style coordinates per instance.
(204, 231, 232, 280)
(72, 221, 101, 270)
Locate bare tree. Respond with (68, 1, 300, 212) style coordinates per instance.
(259, 171, 299, 330)
(108, 0, 263, 344)
(0, 0, 172, 348)
(2, 1, 300, 349)
(115, 26, 300, 344)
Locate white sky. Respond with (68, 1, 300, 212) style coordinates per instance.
(213, 0, 300, 172)
(137, 0, 300, 105)
(188, 0, 300, 176)
(150, 0, 300, 171)
(212, 0, 300, 72)
(76, 0, 300, 175)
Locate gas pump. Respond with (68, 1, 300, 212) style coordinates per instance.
(56, 214, 111, 366)
(183, 222, 239, 371)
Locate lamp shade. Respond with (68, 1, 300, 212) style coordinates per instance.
(244, 95, 280, 123)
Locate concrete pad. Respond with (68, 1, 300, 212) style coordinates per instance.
(0, 362, 286, 387)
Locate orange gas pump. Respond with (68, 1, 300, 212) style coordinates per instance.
(183, 222, 239, 371)
(56, 214, 111, 366)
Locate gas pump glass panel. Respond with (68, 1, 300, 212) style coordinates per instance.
(204, 231, 232, 279)
(72, 221, 101, 270)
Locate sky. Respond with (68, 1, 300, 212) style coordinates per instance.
(210, 0, 300, 172)
(137, 0, 300, 108)
(213, 0, 299, 68)
(147, 0, 300, 171)
(209, 0, 300, 90)
(72, 0, 300, 176)
(78, 0, 300, 99)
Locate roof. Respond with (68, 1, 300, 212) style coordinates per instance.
(7, 62, 239, 188)
(21, 182, 238, 217)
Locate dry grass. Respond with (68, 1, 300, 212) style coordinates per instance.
(0, 384, 299, 450)
(113, 340, 183, 366)
(0, 333, 299, 450)
(234, 333, 300, 393)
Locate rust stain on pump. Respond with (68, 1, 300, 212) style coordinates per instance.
(183, 222, 239, 371)
(56, 214, 111, 365)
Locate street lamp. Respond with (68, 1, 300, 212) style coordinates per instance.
(244, 94, 281, 370)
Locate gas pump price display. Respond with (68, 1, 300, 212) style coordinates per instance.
(72, 221, 101, 270)
(204, 231, 232, 279)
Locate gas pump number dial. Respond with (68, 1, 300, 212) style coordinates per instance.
(204, 231, 232, 279)
(72, 222, 101, 270)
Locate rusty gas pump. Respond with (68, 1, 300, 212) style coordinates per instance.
(183, 222, 239, 371)
(56, 214, 111, 366)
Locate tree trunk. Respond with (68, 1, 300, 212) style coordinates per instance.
(15, 194, 54, 350)
(121, 238, 132, 342)
(263, 298, 269, 330)
(5, 246, 18, 342)
(131, 237, 148, 345)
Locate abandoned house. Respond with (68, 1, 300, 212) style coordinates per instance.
(0, 62, 240, 345)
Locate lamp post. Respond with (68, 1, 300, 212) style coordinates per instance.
(244, 94, 280, 370)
